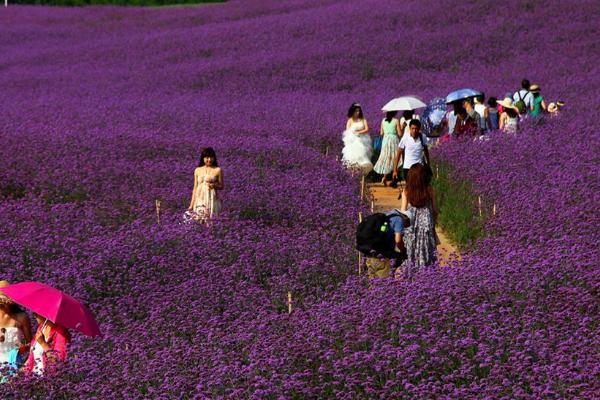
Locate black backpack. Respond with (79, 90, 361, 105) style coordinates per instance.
(356, 210, 410, 258)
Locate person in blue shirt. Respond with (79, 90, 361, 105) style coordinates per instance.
(365, 209, 409, 279)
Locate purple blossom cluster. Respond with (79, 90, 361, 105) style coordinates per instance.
(1, 0, 598, 398)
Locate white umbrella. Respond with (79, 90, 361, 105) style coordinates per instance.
(381, 96, 427, 112)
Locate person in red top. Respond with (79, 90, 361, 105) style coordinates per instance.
(25, 313, 70, 375)
(454, 100, 480, 137)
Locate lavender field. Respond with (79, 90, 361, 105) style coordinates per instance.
(1, 0, 599, 398)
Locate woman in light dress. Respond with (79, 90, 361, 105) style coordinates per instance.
(497, 97, 520, 133)
(373, 111, 401, 186)
(0, 280, 32, 376)
(187, 147, 224, 222)
(398, 163, 438, 279)
(341, 103, 373, 174)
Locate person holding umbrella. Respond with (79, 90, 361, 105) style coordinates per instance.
(25, 313, 71, 375)
(0, 282, 101, 376)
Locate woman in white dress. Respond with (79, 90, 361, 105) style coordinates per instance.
(0, 281, 32, 374)
(187, 147, 224, 222)
(341, 103, 373, 174)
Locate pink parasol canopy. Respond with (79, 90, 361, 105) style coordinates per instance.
(1, 282, 101, 337)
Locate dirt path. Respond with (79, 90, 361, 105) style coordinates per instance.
(367, 182, 460, 266)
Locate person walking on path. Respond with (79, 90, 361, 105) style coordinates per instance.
(513, 78, 533, 116)
(487, 97, 500, 130)
(397, 163, 438, 279)
(399, 110, 420, 139)
(392, 119, 430, 183)
(187, 147, 224, 222)
(364, 209, 408, 279)
(474, 95, 490, 134)
(341, 103, 373, 173)
(373, 111, 401, 186)
(529, 84, 546, 118)
(498, 97, 520, 133)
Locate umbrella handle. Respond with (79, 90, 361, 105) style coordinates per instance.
(37, 319, 49, 341)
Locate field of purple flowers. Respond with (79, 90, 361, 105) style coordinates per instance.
(1, 0, 599, 398)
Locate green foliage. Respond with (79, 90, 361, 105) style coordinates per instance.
(12, 0, 224, 6)
(432, 162, 484, 249)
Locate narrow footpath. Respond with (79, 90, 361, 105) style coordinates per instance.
(368, 182, 460, 266)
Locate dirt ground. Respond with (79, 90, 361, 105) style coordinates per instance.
(367, 182, 460, 266)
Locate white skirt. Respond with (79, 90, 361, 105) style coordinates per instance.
(341, 130, 373, 173)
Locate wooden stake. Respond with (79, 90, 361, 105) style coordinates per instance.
(493, 203, 497, 216)
(360, 175, 365, 200)
(325, 146, 329, 157)
(478, 196, 482, 217)
(155, 199, 161, 224)
(287, 291, 293, 314)
(436, 164, 439, 179)
(358, 212, 363, 223)
(358, 252, 362, 275)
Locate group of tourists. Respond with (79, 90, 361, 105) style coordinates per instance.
(349, 79, 563, 279)
(0, 281, 70, 379)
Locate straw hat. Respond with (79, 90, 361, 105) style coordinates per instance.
(497, 97, 518, 111)
(529, 84, 540, 93)
(548, 102, 558, 113)
(0, 280, 12, 304)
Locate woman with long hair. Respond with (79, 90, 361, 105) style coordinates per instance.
(187, 147, 224, 222)
(341, 103, 373, 174)
(0, 281, 32, 376)
(373, 111, 401, 186)
(398, 163, 438, 277)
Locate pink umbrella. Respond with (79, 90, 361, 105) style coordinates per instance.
(1, 282, 101, 337)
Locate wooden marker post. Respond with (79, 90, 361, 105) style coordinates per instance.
(478, 196, 482, 217)
(436, 164, 439, 179)
(358, 211, 363, 275)
(360, 175, 365, 200)
(325, 146, 329, 157)
(287, 291, 293, 314)
(155, 199, 161, 225)
(493, 203, 497, 216)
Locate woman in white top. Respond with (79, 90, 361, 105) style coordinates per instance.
(474, 95, 490, 134)
(399, 110, 421, 139)
(341, 103, 373, 174)
(187, 147, 224, 222)
(0, 281, 32, 372)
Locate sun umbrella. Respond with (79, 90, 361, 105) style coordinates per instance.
(1, 282, 101, 336)
(422, 97, 448, 138)
(381, 96, 427, 112)
(445, 88, 482, 104)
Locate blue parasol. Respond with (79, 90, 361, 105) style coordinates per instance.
(445, 88, 482, 104)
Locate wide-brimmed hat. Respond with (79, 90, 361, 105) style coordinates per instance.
(548, 102, 558, 113)
(497, 97, 518, 111)
(0, 280, 12, 304)
(529, 84, 540, 93)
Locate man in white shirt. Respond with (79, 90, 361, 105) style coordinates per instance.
(392, 119, 430, 182)
(513, 79, 533, 115)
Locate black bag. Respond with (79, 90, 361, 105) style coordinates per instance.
(356, 211, 410, 258)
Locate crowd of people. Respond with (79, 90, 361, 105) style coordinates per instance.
(348, 79, 563, 279)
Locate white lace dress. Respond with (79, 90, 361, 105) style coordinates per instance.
(341, 119, 373, 173)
